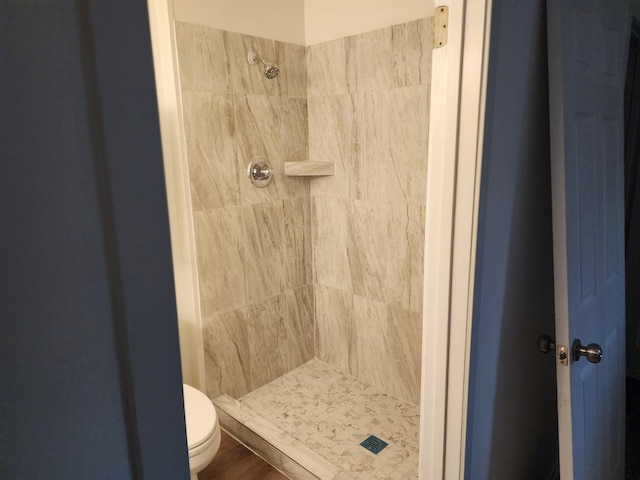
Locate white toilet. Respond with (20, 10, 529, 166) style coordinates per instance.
(183, 383, 221, 480)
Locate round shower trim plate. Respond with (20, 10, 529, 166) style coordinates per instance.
(247, 156, 273, 188)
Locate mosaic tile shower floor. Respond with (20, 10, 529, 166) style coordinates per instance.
(238, 359, 420, 480)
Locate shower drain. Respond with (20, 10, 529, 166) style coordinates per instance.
(360, 435, 388, 454)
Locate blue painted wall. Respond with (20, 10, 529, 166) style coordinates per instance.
(465, 1, 559, 478)
(0, 2, 189, 478)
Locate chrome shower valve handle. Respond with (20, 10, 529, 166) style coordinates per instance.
(247, 157, 274, 187)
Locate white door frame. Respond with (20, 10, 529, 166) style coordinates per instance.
(419, 0, 492, 478)
(147, 0, 206, 390)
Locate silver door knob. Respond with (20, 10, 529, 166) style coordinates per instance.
(571, 339, 602, 363)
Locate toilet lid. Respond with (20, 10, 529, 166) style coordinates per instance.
(183, 384, 218, 450)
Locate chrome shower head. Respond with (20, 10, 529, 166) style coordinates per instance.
(247, 51, 280, 79)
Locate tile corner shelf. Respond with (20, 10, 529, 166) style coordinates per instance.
(284, 161, 335, 177)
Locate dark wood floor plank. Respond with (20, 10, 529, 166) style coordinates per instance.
(198, 431, 289, 480)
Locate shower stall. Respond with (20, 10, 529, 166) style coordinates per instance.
(148, 1, 448, 479)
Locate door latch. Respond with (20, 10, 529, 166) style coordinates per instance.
(537, 334, 569, 366)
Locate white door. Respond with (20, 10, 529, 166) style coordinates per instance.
(547, 0, 629, 479)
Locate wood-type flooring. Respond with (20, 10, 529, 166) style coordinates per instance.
(198, 430, 289, 480)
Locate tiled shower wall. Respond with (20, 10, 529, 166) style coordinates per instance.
(308, 19, 431, 405)
(174, 17, 431, 406)
(175, 23, 313, 400)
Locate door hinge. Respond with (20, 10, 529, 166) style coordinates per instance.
(433, 6, 449, 49)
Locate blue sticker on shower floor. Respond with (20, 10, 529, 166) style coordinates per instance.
(360, 435, 388, 454)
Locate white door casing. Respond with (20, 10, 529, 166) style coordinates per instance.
(547, 0, 629, 478)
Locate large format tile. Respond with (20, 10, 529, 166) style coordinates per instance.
(182, 91, 238, 211)
(314, 285, 353, 374)
(283, 196, 312, 289)
(242, 202, 285, 304)
(175, 22, 231, 93)
(352, 297, 422, 404)
(306, 37, 357, 97)
(283, 285, 315, 368)
(202, 310, 251, 399)
(312, 197, 352, 292)
(362, 85, 429, 205)
(193, 207, 245, 315)
(308, 94, 364, 200)
(355, 18, 432, 92)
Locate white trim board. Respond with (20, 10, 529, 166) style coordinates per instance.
(419, 0, 492, 478)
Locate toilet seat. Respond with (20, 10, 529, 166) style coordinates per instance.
(183, 383, 219, 456)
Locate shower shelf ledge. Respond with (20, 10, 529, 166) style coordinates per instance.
(284, 161, 334, 177)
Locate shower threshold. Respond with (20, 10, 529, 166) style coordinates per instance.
(213, 359, 420, 480)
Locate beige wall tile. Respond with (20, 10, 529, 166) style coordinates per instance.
(390, 18, 432, 88)
(362, 85, 429, 205)
(234, 95, 309, 205)
(354, 18, 432, 92)
(352, 296, 421, 404)
(308, 94, 364, 199)
(314, 285, 353, 374)
(283, 197, 312, 289)
(283, 285, 315, 368)
(386, 204, 425, 313)
(175, 22, 231, 93)
(193, 207, 245, 316)
(354, 26, 393, 92)
(177, 18, 430, 403)
(312, 197, 352, 292)
(203, 311, 250, 399)
(242, 202, 285, 304)
(346, 200, 388, 303)
(277, 41, 307, 99)
(225, 31, 283, 96)
(246, 295, 288, 389)
(306, 37, 356, 97)
(182, 91, 238, 211)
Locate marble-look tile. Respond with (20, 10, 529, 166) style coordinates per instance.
(283, 285, 314, 368)
(213, 393, 258, 424)
(174, 22, 231, 93)
(234, 95, 308, 205)
(312, 197, 352, 292)
(354, 26, 393, 92)
(308, 94, 364, 200)
(363, 85, 429, 205)
(284, 197, 312, 289)
(193, 207, 245, 315)
(314, 285, 353, 374)
(386, 204, 425, 313)
(352, 297, 422, 404)
(233, 94, 285, 204)
(277, 41, 307, 99)
(306, 37, 357, 97)
(390, 18, 433, 88)
(242, 202, 285, 304)
(285, 161, 335, 176)
(181, 91, 238, 211)
(355, 18, 432, 92)
(202, 311, 250, 399)
(246, 295, 287, 389)
(225, 31, 283, 97)
(238, 359, 420, 479)
(277, 97, 310, 199)
(346, 201, 388, 303)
